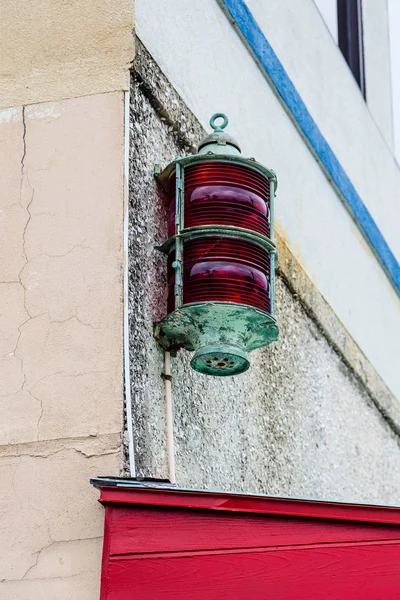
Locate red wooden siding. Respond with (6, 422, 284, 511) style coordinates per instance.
(95, 485, 400, 599)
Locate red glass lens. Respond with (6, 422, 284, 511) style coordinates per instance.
(166, 161, 272, 314)
(167, 237, 271, 313)
(167, 162, 270, 237)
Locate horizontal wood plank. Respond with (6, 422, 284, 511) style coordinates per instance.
(105, 542, 400, 600)
(108, 506, 400, 555)
(99, 487, 400, 524)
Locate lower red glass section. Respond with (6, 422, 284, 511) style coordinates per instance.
(167, 237, 271, 314)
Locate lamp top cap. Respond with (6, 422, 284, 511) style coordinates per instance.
(197, 113, 241, 155)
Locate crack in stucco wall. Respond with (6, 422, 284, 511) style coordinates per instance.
(10, 108, 44, 438)
(20, 106, 27, 195)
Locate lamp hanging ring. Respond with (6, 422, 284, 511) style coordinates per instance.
(210, 113, 229, 131)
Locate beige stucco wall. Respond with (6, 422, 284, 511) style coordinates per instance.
(0, 1, 133, 597)
(0, 92, 126, 599)
(0, 0, 134, 110)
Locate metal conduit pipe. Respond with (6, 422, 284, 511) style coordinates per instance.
(123, 90, 136, 477)
(164, 351, 176, 483)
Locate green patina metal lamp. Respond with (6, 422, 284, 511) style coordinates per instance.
(154, 113, 278, 376)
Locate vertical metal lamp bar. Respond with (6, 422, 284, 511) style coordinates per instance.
(270, 252, 275, 315)
(269, 177, 276, 315)
(269, 176, 275, 241)
(174, 162, 184, 309)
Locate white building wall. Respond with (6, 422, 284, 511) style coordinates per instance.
(313, 0, 395, 150)
(135, 0, 400, 399)
(388, 0, 400, 162)
(313, 0, 338, 43)
(363, 0, 394, 150)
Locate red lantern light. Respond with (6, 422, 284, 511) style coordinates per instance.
(155, 113, 279, 376)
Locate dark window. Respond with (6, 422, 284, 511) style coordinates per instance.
(337, 0, 366, 97)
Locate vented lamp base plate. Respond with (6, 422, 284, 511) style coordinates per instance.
(191, 345, 250, 376)
(154, 302, 278, 376)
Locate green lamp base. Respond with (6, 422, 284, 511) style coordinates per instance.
(154, 302, 278, 376)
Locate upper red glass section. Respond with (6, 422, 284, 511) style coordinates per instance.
(167, 162, 270, 237)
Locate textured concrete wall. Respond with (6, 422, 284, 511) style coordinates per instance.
(129, 44, 400, 506)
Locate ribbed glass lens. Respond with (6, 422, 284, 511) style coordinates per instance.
(167, 161, 272, 314)
(168, 237, 271, 313)
(167, 162, 270, 237)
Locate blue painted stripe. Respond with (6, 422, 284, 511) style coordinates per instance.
(218, 0, 400, 295)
